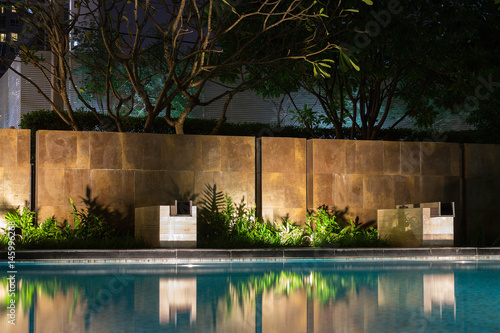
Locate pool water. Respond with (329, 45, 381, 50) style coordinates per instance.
(1, 260, 500, 332)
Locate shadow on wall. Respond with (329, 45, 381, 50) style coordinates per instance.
(0, 200, 30, 232)
(164, 180, 200, 204)
(386, 210, 419, 247)
(306, 205, 376, 229)
(76, 186, 134, 236)
(468, 215, 500, 247)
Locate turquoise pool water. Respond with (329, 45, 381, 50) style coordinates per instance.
(1, 260, 500, 332)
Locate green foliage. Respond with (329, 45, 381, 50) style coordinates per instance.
(72, 21, 191, 120)
(305, 208, 387, 248)
(0, 202, 149, 249)
(466, 97, 500, 144)
(70, 198, 116, 240)
(249, 0, 500, 140)
(198, 185, 306, 248)
(3, 207, 70, 244)
(20, 109, 486, 144)
(198, 184, 228, 245)
(305, 208, 340, 247)
(198, 186, 385, 248)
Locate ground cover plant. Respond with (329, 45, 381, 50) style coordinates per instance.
(198, 185, 389, 248)
(0, 200, 148, 249)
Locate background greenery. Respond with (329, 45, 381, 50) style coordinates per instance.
(21, 109, 486, 140)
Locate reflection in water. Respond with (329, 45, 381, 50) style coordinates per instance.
(159, 278, 197, 326)
(423, 274, 455, 316)
(1, 261, 500, 332)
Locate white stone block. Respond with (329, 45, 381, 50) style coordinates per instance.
(135, 205, 197, 248)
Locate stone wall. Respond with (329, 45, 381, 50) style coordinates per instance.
(260, 137, 307, 224)
(307, 140, 463, 239)
(464, 144, 500, 245)
(0, 129, 31, 230)
(0, 130, 497, 245)
(36, 131, 255, 232)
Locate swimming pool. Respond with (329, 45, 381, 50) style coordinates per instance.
(1, 259, 500, 332)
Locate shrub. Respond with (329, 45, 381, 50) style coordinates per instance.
(20, 109, 486, 143)
(0, 201, 149, 249)
(304, 208, 388, 248)
(69, 198, 116, 240)
(2, 207, 71, 245)
(198, 186, 386, 248)
(198, 185, 306, 248)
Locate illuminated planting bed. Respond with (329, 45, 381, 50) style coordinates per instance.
(1, 257, 500, 332)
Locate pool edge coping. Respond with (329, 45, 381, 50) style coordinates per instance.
(2, 247, 500, 263)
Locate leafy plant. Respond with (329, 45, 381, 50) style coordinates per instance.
(0, 200, 147, 249)
(197, 187, 387, 248)
(305, 208, 341, 247)
(2, 207, 70, 244)
(198, 185, 306, 248)
(70, 198, 116, 240)
(305, 208, 387, 247)
(198, 184, 228, 246)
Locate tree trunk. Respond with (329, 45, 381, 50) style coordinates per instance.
(143, 114, 155, 133)
(175, 119, 185, 134)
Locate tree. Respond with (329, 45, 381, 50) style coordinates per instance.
(73, 0, 354, 134)
(2, 0, 352, 133)
(449, 0, 500, 143)
(1, 0, 92, 131)
(254, 0, 499, 140)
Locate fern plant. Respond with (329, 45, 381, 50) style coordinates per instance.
(198, 184, 228, 246)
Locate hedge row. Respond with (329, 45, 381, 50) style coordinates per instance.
(20, 109, 486, 143)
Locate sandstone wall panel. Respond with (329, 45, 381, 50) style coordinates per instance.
(261, 137, 306, 224)
(0, 129, 31, 230)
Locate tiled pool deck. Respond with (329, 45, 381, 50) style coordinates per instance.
(2, 247, 500, 263)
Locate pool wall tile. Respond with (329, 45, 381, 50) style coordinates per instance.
(231, 249, 284, 259)
(477, 248, 500, 256)
(335, 248, 386, 257)
(177, 250, 231, 260)
(382, 248, 432, 257)
(5, 248, 500, 262)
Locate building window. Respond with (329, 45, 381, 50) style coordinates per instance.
(11, 32, 17, 41)
(11, 5, 16, 13)
(0, 33, 6, 42)
(10, 19, 19, 27)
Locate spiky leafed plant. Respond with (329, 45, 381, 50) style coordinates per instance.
(198, 184, 228, 246)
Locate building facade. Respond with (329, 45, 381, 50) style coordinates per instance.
(0, 1, 23, 78)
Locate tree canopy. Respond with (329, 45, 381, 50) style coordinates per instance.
(2, 0, 363, 133)
(252, 0, 500, 140)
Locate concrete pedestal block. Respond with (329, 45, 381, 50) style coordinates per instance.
(378, 204, 454, 247)
(135, 205, 197, 248)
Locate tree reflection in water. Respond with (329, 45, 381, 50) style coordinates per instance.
(1, 261, 497, 333)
